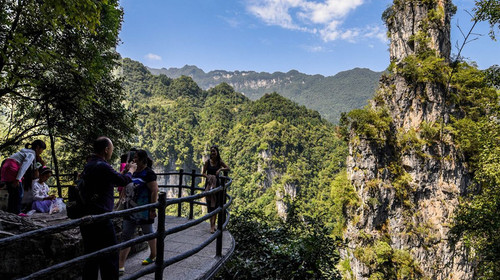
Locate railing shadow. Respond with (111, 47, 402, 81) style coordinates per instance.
(0, 169, 232, 280)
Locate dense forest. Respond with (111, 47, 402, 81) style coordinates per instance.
(120, 58, 352, 277)
(0, 0, 499, 279)
(148, 64, 381, 124)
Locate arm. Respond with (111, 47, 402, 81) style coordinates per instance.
(201, 160, 208, 177)
(16, 153, 35, 181)
(147, 180, 159, 219)
(216, 161, 230, 176)
(106, 162, 136, 186)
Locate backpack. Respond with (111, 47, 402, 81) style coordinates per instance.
(66, 179, 87, 219)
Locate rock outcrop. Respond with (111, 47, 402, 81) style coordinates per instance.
(344, 1, 473, 279)
(0, 211, 83, 280)
(0, 211, 147, 279)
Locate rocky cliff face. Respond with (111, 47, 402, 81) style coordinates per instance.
(258, 149, 297, 218)
(344, 1, 473, 279)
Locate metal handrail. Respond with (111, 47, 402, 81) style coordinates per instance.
(0, 170, 233, 280)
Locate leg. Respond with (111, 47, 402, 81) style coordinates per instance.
(80, 219, 118, 280)
(210, 215, 216, 232)
(147, 239, 157, 259)
(141, 224, 156, 259)
(119, 247, 131, 269)
(7, 182, 21, 214)
(97, 219, 119, 280)
(80, 224, 100, 280)
(119, 219, 136, 269)
(208, 205, 217, 233)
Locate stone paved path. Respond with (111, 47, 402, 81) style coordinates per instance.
(121, 216, 234, 280)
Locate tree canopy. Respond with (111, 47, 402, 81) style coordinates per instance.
(0, 0, 135, 168)
(473, 0, 500, 39)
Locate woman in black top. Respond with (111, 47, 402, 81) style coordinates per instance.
(202, 145, 230, 233)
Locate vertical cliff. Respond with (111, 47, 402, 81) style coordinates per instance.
(343, 0, 474, 279)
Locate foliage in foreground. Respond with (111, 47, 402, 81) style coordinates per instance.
(214, 210, 341, 280)
(449, 64, 500, 279)
(0, 0, 135, 170)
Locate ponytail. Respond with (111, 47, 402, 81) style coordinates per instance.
(26, 139, 47, 150)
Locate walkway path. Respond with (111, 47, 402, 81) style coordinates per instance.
(122, 216, 234, 280)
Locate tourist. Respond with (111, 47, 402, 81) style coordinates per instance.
(31, 166, 56, 213)
(118, 149, 159, 275)
(0, 140, 46, 215)
(80, 136, 136, 280)
(201, 145, 230, 233)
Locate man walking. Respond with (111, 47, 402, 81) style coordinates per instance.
(80, 136, 137, 280)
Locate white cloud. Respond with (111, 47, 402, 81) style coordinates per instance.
(145, 53, 162, 61)
(246, 0, 386, 43)
(247, 0, 304, 31)
(303, 45, 326, 52)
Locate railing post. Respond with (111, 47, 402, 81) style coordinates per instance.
(155, 192, 166, 280)
(189, 169, 196, 220)
(177, 169, 183, 217)
(221, 172, 228, 225)
(216, 176, 226, 257)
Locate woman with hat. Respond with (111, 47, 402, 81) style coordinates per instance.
(31, 166, 56, 213)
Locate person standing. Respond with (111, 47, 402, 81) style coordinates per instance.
(0, 140, 46, 215)
(80, 136, 137, 280)
(118, 149, 159, 275)
(202, 145, 230, 233)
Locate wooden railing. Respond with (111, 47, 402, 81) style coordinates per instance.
(0, 170, 233, 280)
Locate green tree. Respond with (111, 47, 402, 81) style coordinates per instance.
(473, 0, 500, 39)
(449, 63, 500, 279)
(215, 210, 341, 280)
(0, 0, 135, 170)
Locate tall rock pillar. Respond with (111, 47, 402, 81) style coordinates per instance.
(343, 1, 473, 279)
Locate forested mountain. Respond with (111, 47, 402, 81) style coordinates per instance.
(147, 65, 382, 123)
(120, 53, 499, 279)
(121, 57, 347, 218)
(120, 58, 350, 277)
(1, 0, 498, 279)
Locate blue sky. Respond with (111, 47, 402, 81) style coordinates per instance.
(117, 0, 499, 77)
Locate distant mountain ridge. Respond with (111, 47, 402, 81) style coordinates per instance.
(147, 65, 383, 123)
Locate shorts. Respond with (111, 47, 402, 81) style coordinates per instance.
(121, 219, 154, 241)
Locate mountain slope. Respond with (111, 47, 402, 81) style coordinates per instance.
(120, 58, 347, 220)
(147, 65, 382, 123)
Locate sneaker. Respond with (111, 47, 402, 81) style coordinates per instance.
(18, 213, 28, 217)
(119, 267, 125, 276)
(142, 257, 156, 265)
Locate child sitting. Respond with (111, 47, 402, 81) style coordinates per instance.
(31, 166, 56, 213)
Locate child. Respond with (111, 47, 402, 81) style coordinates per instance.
(31, 166, 56, 213)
